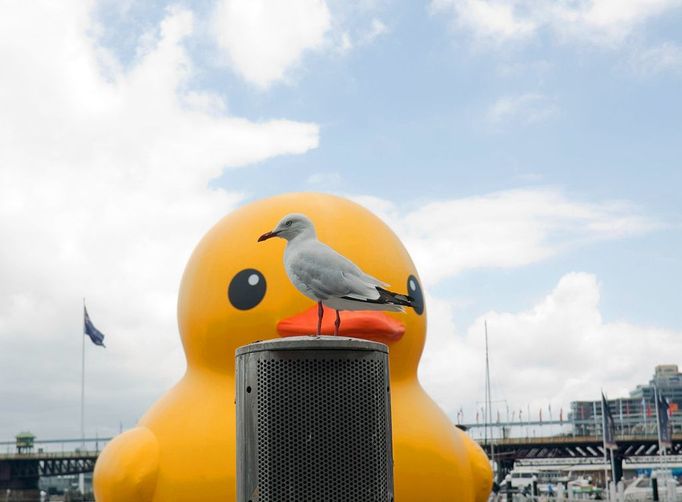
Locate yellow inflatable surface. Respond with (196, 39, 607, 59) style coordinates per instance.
(93, 192, 492, 501)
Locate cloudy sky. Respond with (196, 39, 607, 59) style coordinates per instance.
(1, 0, 681, 441)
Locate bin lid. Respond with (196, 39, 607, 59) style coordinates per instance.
(236, 335, 388, 356)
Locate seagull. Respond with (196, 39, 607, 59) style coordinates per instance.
(258, 213, 415, 337)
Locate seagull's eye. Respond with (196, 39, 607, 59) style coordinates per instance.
(228, 269, 266, 310)
(285, 220, 292, 227)
(407, 275, 424, 315)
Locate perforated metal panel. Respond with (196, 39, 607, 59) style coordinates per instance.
(236, 336, 394, 502)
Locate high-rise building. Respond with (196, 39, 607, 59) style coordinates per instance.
(569, 365, 682, 436)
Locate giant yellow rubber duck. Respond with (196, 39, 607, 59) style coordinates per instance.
(93, 192, 492, 502)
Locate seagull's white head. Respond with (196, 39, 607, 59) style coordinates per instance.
(258, 213, 316, 242)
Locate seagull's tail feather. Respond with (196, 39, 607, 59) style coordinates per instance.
(376, 287, 415, 309)
(338, 287, 414, 312)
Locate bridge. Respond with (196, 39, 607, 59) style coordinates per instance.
(3, 431, 681, 491)
(0, 437, 110, 492)
(463, 419, 567, 429)
(479, 434, 682, 459)
(477, 434, 682, 482)
(0, 451, 99, 490)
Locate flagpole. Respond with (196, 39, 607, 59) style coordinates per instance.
(654, 386, 663, 455)
(81, 299, 85, 447)
(601, 391, 609, 498)
(484, 321, 495, 476)
(80, 298, 86, 495)
(653, 384, 667, 481)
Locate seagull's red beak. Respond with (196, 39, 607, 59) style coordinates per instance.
(257, 230, 279, 242)
(277, 305, 405, 343)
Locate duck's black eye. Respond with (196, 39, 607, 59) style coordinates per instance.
(407, 275, 424, 315)
(228, 269, 266, 310)
(285, 220, 292, 227)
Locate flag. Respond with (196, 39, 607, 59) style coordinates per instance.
(560, 408, 563, 423)
(656, 388, 672, 449)
(539, 409, 543, 423)
(84, 306, 106, 347)
(601, 392, 617, 450)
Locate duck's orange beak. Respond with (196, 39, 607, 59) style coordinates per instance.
(277, 305, 405, 343)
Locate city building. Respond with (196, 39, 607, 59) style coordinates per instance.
(569, 365, 682, 436)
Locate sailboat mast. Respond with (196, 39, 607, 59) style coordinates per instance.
(485, 321, 495, 469)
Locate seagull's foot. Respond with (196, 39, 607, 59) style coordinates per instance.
(334, 310, 341, 337)
(316, 301, 323, 336)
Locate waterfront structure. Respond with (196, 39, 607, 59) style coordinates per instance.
(15, 432, 35, 454)
(570, 365, 682, 436)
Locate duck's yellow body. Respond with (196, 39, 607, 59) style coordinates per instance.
(93, 193, 492, 501)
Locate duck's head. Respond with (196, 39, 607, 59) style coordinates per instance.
(178, 193, 426, 380)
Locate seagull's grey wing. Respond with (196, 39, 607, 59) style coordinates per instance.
(315, 242, 389, 288)
(289, 243, 381, 301)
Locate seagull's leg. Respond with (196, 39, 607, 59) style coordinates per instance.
(334, 310, 341, 337)
(317, 301, 323, 336)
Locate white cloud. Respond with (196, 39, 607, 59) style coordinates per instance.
(551, 0, 682, 47)
(629, 42, 682, 76)
(431, 0, 682, 47)
(364, 18, 389, 43)
(431, 0, 536, 41)
(352, 189, 659, 286)
(486, 93, 559, 126)
(0, 1, 318, 438)
(419, 272, 682, 425)
(339, 32, 353, 53)
(213, 0, 331, 88)
(211, 2, 393, 84)
(334, 18, 389, 54)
